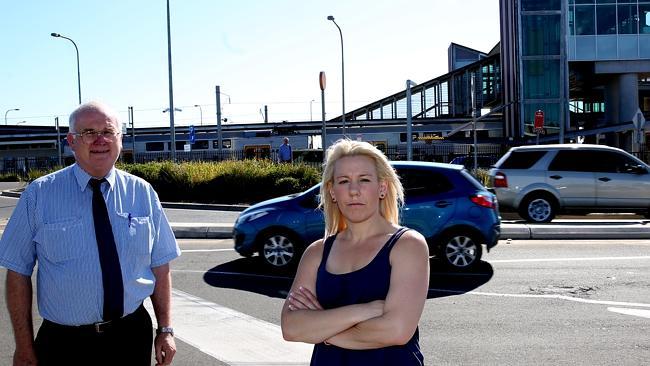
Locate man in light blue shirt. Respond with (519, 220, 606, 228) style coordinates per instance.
(279, 137, 293, 163)
(0, 101, 181, 365)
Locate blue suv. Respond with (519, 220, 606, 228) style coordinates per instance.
(233, 161, 500, 271)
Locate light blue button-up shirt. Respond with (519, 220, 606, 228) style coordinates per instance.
(0, 164, 181, 325)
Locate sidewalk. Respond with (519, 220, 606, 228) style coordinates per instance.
(2, 184, 650, 240)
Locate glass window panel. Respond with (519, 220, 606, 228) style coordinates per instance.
(523, 60, 561, 99)
(575, 6, 596, 35)
(640, 5, 650, 34)
(597, 35, 617, 58)
(521, 0, 561, 11)
(618, 34, 638, 58)
(522, 15, 562, 55)
(569, 6, 576, 35)
(618, 4, 639, 34)
(596, 0, 615, 3)
(597, 5, 617, 34)
(575, 0, 594, 4)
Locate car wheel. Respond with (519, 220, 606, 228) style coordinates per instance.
(437, 231, 483, 270)
(519, 193, 556, 223)
(259, 230, 301, 269)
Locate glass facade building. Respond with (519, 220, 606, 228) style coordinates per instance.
(500, 0, 650, 149)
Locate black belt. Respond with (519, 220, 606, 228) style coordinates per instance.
(44, 304, 145, 334)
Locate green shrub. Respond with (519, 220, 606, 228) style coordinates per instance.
(119, 160, 320, 204)
(0, 173, 20, 182)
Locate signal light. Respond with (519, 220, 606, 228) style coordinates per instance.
(493, 172, 508, 188)
(470, 193, 495, 208)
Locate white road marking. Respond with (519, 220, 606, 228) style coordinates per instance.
(181, 248, 235, 253)
(607, 307, 650, 319)
(490, 255, 650, 263)
(144, 289, 312, 366)
(430, 288, 650, 308)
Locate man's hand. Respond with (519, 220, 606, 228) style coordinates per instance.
(154, 333, 176, 366)
(13, 347, 38, 366)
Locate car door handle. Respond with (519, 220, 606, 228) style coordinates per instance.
(435, 201, 452, 208)
(598, 177, 611, 182)
(549, 175, 562, 180)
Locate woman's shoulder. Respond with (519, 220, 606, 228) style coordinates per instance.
(391, 228, 429, 256)
(301, 238, 327, 263)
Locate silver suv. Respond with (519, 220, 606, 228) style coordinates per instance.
(488, 144, 650, 222)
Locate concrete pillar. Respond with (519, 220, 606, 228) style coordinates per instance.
(603, 73, 639, 148)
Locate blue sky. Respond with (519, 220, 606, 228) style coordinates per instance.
(1, 1, 499, 128)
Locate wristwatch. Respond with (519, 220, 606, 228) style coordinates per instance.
(156, 326, 174, 337)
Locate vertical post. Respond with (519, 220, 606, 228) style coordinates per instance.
(166, 0, 176, 162)
(129, 106, 136, 163)
(471, 72, 478, 172)
(264, 105, 268, 123)
(406, 80, 416, 161)
(216, 85, 223, 159)
(55, 117, 62, 166)
(320, 71, 327, 153)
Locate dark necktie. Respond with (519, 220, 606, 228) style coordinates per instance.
(89, 178, 124, 321)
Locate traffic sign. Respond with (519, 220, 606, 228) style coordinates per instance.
(189, 125, 196, 144)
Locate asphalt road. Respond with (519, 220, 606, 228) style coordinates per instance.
(2, 237, 650, 365)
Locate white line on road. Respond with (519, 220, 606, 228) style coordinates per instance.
(181, 248, 235, 253)
(144, 289, 312, 366)
(490, 255, 650, 263)
(430, 288, 650, 308)
(607, 307, 650, 319)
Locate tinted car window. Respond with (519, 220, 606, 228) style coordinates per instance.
(499, 151, 547, 169)
(592, 150, 643, 173)
(548, 150, 599, 172)
(398, 168, 454, 197)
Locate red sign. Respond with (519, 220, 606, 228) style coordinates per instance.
(319, 71, 326, 91)
(534, 110, 544, 130)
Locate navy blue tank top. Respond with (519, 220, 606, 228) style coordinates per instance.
(311, 227, 424, 366)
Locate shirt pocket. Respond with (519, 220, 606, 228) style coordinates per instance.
(39, 217, 84, 263)
(115, 212, 153, 257)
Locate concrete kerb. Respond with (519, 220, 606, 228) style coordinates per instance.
(3, 186, 650, 240)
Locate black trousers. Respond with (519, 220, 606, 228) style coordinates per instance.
(35, 304, 153, 366)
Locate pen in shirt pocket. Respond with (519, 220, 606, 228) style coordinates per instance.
(127, 213, 132, 227)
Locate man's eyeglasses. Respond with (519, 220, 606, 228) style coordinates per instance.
(72, 130, 121, 144)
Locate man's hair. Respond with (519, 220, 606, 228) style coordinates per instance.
(68, 101, 119, 132)
(319, 139, 404, 237)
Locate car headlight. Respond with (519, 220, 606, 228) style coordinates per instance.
(243, 211, 269, 223)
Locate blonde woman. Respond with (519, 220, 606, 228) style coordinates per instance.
(281, 139, 429, 365)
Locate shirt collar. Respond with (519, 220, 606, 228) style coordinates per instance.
(72, 164, 117, 192)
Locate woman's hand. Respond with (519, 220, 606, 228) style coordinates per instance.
(288, 286, 323, 311)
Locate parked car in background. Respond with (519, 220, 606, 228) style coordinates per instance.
(233, 161, 500, 271)
(488, 144, 650, 223)
(450, 155, 499, 170)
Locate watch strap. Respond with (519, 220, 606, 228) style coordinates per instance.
(156, 326, 174, 336)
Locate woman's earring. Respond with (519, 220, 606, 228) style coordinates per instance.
(332, 196, 337, 203)
(379, 193, 385, 199)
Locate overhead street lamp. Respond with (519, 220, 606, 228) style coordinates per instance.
(162, 107, 183, 113)
(327, 15, 346, 137)
(193, 104, 203, 126)
(4, 108, 19, 125)
(16, 121, 27, 125)
(50, 33, 81, 105)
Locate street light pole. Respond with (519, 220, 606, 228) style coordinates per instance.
(166, 0, 177, 162)
(309, 99, 315, 121)
(50, 33, 81, 105)
(194, 104, 203, 126)
(327, 15, 346, 137)
(4, 108, 19, 125)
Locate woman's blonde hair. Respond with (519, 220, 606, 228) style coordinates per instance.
(320, 139, 404, 237)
